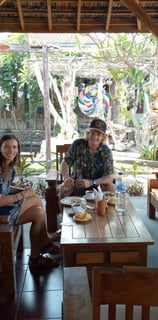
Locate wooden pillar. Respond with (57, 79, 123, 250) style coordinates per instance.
(42, 46, 51, 171)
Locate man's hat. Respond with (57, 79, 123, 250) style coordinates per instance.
(89, 118, 107, 134)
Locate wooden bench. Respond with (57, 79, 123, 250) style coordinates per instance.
(147, 172, 158, 219)
(63, 267, 92, 320)
(0, 216, 23, 296)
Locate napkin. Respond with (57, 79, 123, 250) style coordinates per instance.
(93, 185, 103, 201)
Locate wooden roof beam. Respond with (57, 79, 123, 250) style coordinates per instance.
(77, 0, 82, 32)
(121, 0, 158, 38)
(16, 0, 25, 31)
(47, 0, 52, 31)
(106, 0, 113, 31)
(136, 0, 142, 32)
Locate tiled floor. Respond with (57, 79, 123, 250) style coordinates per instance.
(0, 231, 63, 320)
(0, 195, 158, 320)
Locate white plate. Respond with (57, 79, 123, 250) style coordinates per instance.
(73, 215, 92, 223)
(60, 196, 82, 206)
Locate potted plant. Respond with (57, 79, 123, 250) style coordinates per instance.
(13, 157, 33, 188)
(116, 162, 144, 196)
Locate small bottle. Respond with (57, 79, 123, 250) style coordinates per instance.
(115, 172, 126, 192)
(115, 172, 126, 213)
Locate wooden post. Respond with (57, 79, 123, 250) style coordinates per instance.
(42, 46, 51, 171)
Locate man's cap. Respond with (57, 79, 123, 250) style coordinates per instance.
(89, 118, 107, 134)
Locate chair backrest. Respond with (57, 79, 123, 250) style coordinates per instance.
(92, 266, 158, 320)
(56, 144, 71, 182)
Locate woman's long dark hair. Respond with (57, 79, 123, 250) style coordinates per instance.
(0, 134, 21, 168)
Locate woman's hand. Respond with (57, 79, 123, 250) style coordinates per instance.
(22, 187, 36, 198)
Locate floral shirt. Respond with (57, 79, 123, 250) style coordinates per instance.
(0, 168, 23, 225)
(64, 138, 114, 180)
(0, 168, 15, 195)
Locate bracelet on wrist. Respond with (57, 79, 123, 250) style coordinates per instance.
(21, 192, 24, 199)
(14, 194, 18, 202)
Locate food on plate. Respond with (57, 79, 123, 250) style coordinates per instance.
(73, 212, 92, 220)
(107, 197, 116, 205)
(60, 196, 82, 206)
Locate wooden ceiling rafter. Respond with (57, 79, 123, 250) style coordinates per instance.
(77, 0, 82, 32)
(135, 0, 142, 32)
(46, 0, 52, 31)
(106, 0, 113, 31)
(0, 1, 157, 37)
(121, 0, 158, 38)
(16, 0, 25, 31)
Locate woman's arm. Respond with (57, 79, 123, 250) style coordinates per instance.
(0, 187, 36, 207)
(0, 192, 24, 206)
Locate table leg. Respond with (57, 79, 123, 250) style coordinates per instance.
(45, 186, 59, 233)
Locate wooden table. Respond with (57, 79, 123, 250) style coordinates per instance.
(61, 197, 154, 283)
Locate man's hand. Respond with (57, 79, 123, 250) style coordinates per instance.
(64, 177, 74, 190)
(75, 179, 91, 189)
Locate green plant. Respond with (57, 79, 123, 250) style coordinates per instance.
(115, 162, 145, 196)
(15, 158, 32, 186)
(141, 145, 158, 161)
(129, 162, 142, 178)
(115, 162, 146, 177)
(140, 129, 158, 161)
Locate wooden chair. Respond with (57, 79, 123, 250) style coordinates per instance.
(56, 144, 71, 183)
(92, 266, 158, 320)
(147, 172, 158, 219)
(45, 143, 71, 233)
(0, 216, 23, 296)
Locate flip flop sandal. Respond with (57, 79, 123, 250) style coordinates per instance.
(40, 243, 61, 255)
(29, 254, 59, 269)
(49, 229, 62, 241)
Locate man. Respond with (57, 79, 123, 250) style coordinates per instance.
(59, 118, 115, 199)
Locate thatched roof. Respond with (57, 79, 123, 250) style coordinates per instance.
(0, 1, 158, 38)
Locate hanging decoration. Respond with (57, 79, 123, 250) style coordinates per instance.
(78, 82, 110, 117)
(0, 44, 10, 51)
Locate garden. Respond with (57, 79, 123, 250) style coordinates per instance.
(0, 32, 158, 193)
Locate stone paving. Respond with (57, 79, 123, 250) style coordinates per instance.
(113, 146, 158, 168)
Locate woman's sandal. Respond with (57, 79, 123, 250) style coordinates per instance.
(49, 229, 62, 241)
(40, 242, 61, 255)
(29, 254, 59, 269)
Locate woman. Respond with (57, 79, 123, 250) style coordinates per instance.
(0, 134, 59, 269)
